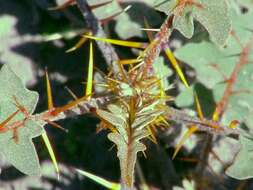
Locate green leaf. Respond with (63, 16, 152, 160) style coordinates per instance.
(153, 56, 173, 91)
(0, 64, 43, 175)
(175, 86, 194, 107)
(97, 101, 164, 187)
(233, 0, 253, 13)
(174, 11, 253, 126)
(174, 11, 253, 179)
(87, 0, 122, 21)
(226, 136, 253, 179)
(154, 0, 231, 46)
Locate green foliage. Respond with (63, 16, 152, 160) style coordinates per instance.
(154, 0, 231, 46)
(97, 103, 149, 187)
(0, 64, 43, 175)
(226, 136, 253, 179)
(174, 10, 253, 179)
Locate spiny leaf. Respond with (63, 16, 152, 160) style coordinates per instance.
(97, 101, 162, 187)
(108, 130, 148, 188)
(0, 64, 43, 175)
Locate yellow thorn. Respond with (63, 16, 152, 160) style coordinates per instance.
(66, 36, 88, 53)
(119, 58, 142, 65)
(41, 132, 60, 180)
(164, 47, 205, 121)
(147, 125, 158, 144)
(173, 126, 198, 159)
(85, 41, 94, 99)
(83, 35, 148, 49)
(164, 47, 190, 88)
(76, 168, 121, 190)
(194, 93, 204, 120)
(212, 109, 220, 122)
(45, 69, 54, 109)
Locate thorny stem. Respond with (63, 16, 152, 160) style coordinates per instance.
(166, 107, 239, 136)
(141, 15, 174, 78)
(214, 36, 253, 119)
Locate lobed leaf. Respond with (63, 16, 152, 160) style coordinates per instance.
(0, 64, 43, 175)
(174, 11, 253, 179)
(154, 0, 231, 46)
(97, 100, 163, 187)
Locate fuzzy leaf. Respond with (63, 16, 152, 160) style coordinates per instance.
(175, 11, 253, 126)
(153, 56, 173, 91)
(108, 130, 148, 188)
(226, 136, 253, 179)
(97, 101, 163, 187)
(154, 0, 231, 46)
(0, 64, 43, 175)
(87, 0, 122, 22)
(174, 11, 253, 179)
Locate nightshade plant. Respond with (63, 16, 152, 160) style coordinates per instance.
(1, 0, 253, 189)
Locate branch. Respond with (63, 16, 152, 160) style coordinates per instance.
(35, 96, 111, 123)
(75, 0, 120, 74)
(165, 107, 240, 136)
(214, 35, 253, 119)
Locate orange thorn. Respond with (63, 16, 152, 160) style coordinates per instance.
(228, 120, 240, 129)
(45, 68, 54, 110)
(45, 119, 68, 133)
(0, 110, 20, 132)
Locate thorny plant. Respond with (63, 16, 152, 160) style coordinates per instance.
(1, 0, 253, 190)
